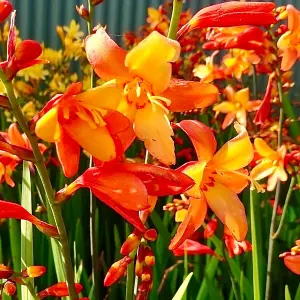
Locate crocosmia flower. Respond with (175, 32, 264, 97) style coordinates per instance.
(85, 28, 218, 165)
(169, 120, 256, 250)
(277, 5, 300, 71)
(280, 240, 300, 275)
(172, 239, 216, 257)
(250, 138, 288, 192)
(34, 82, 134, 177)
(56, 162, 194, 232)
(213, 86, 261, 129)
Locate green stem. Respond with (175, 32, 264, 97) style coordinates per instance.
(265, 70, 285, 300)
(183, 246, 188, 300)
(24, 279, 40, 300)
(250, 189, 263, 300)
(0, 70, 78, 299)
(86, 2, 99, 300)
(167, 0, 183, 40)
(125, 257, 136, 300)
(273, 177, 296, 239)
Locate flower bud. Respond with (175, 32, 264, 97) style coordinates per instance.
(135, 245, 145, 277)
(76, 5, 90, 21)
(104, 256, 132, 286)
(120, 232, 141, 256)
(3, 280, 16, 296)
(141, 266, 152, 282)
(144, 246, 155, 267)
(144, 229, 157, 241)
(37, 282, 83, 299)
(22, 266, 46, 278)
(0, 264, 13, 279)
(204, 219, 218, 239)
(91, 0, 104, 5)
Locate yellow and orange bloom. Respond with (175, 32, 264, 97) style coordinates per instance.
(277, 5, 300, 71)
(213, 86, 261, 129)
(34, 82, 134, 177)
(280, 240, 300, 275)
(169, 120, 256, 249)
(250, 138, 288, 192)
(85, 28, 218, 165)
(177, 2, 276, 39)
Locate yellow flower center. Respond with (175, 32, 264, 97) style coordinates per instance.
(123, 77, 171, 113)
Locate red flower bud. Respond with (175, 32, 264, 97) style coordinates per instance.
(22, 266, 46, 278)
(141, 266, 152, 282)
(0, 1, 13, 23)
(91, 0, 104, 5)
(144, 247, 155, 267)
(104, 256, 132, 286)
(0, 264, 13, 279)
(37, 282, 83, 299)
(144, 229, 157, 241)
(76, 5, 90, 21)
(135, 246, 145, 277)
(204, 219, 218, 239)
(120, 232, 141, 256)
(3, 280, 16, 296)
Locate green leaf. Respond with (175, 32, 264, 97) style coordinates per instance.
(172, 272, 193, 300)
(21, 161, 34, 299)
(285, 285, 292, 300)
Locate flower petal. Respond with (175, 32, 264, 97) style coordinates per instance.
(8, 123, 26, 148)
(254, 138, 277, 157)
(37, 282, 83, 299)
(125, 31, 180, 94)
(287, 5, 300, 31)
(107, 163, 195, 196)
(204, 182, 248, 241)
(35, 106, 62, 143)
(213, 101, 235, 113)
(0, 200, 59, 237)
(163, 79, 218, 112)
(134, 103, 175, 165)
(250, 160, 276, 181)
(210, 122, 253, 170)
(85, 27, 129, 81)
(283, 255, 300, 275)
(169, 197, 207, 250)
(177, 120, 217, 162)
(55, 131, 80, 178)
(172, 239, 216, 256)
(63, 118, 116, 162)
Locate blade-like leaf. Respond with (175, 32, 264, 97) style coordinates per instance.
(172, 272, 193, 300)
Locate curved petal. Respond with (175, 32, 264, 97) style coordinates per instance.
(172, 239, 215, 256)
(108, 163, 195, 196)
(213, 101, 235, 113)
(178, 161, 206, 198)
(8, 123, 26, 148)
(254, 138, 277, 157)
(35, 106, 62, 143)
(236, 109, 247, 128)
(85, 27, 129, 81)
(250, 160, 276, 181)
(72, 82, 123, 112)
(281, 49, 298, 71)
(169, 197, 207, 250)
(125, 31, 180, 94)
(178, 120, 217, 162)
(222, 112, 236, 129)
(63, 118, 116, 162)
(284, 255, 300, 275)
(204, 182, 248, 241)
(210, 122, 253, 170)
(235, 88, 249, 108)
(134, 103, 175, 165)
(55, 131, 80, 178)
(163, 79, 218, 112)
(287, 5, 300, 31)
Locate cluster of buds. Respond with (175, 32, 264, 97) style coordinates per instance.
(104, 228, 158, 299)
(0, 265, 46, 297)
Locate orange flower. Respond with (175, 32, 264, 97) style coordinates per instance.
(223, 49, 261, 79)
(0, 156, 18, 187)
(213, 86, 261, 129)
(37, 282, 83, 299)
(250, 138, 288, 191)
(172, 239, 216, 257)
(177, 2, 276, 38)
(169, 120, 256, 249)
(85, 28, 218, 165)
(34, 82, 134, 177)
(277, 5, 300, 71)
(280, 240, 300, 275)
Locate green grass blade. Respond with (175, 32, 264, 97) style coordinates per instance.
(172, 272, 193, 300)
(285, 285, 292, 300)
(21, 161, 34, 299)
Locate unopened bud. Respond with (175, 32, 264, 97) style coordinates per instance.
(135, 246, 145, 277)
(204, 219, 218, 239)
(137, 281, 151, 300)
(141, 266, 152, 282)
(76, 5, 90, 21)
(144, 247, 155, 266)
(22, 266, 46, 278)
(144, 229, 157, 241)
(104, 256, 132, 286)
(120, 232, 141, 256)
(91, 0, 104, 5)
(55, 182, 79, 203)
(3, 280, 17, 296)
(37, 282, 83, 299)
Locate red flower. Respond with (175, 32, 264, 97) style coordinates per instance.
(0, 11, 45, 80)
(0, 200, 59, 237)
(177, 2, 276, 39)
(37, 282, 83, 299)
(280, 240, 300, 275)
(172, 239, 216, 257)
(56, 163, 194, 232)
(0, 1, 12, 23)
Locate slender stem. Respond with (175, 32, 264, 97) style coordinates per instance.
(265, 71, 285, 300)
(250, 189, 263, 300)
(167, 0, 183, 40)
(183, 246, 188, 300)
(125, 255, 136, 300)
(0, 70, 78, 299)
(86, 2, 99, 300)
(273, 177, 296, 239)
